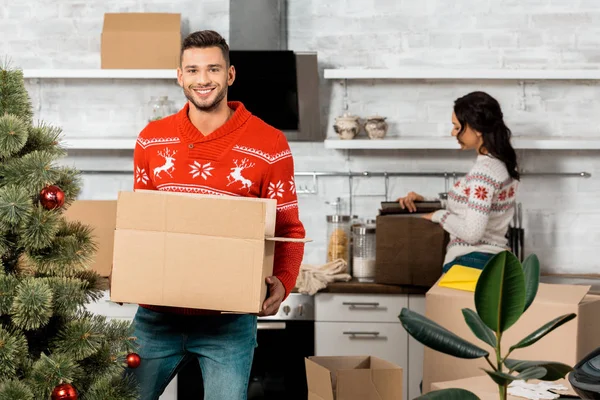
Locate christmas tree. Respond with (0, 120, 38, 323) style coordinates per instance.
(0, 64, 139, 399)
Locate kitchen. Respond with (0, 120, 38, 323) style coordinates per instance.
(5, 0, 600, 399)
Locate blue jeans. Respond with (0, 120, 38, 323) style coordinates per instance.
(127, 306, 257, 400)
(442, 251, 495, 273)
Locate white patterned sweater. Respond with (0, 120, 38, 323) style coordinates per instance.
(430, 155, 519, 266)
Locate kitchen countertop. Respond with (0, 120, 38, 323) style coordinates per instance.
(317, 279, 429, 295)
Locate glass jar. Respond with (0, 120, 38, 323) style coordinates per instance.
(352, 225, 376, 282)
(146, 96, 171, 122)
(326, 215, 351, 264)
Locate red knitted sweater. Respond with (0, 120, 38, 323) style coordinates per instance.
(132, 101, 306, 315)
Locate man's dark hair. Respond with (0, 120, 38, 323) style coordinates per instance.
(180, 30, 230, 66)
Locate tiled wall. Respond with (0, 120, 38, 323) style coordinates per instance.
(4, 0, 600, 272)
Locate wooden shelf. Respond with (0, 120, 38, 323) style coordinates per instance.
(22, 69, 176, 79)
(324, 68, 600, 80)
(324, 137, 600, 150)
(62, 139, 136, 150)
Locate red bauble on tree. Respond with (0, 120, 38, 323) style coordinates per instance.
(40, 185, 65, 210)
(126, 352, 141, 369)
(51, 383, 78, 400)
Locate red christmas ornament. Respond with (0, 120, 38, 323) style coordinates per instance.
(126, 352, 141, 368)
(51, 383, 78, 400)
(40, 185, 65, 210)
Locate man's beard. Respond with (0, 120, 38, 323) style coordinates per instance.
(184, 85, 227, 112)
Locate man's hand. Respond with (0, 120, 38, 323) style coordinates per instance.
(259, 276, 285, 317)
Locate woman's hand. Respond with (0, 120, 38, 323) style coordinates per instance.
(421, 212, 434, 221)
(396, 191, 424, 212)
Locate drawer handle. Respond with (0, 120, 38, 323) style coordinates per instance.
(343, 331, 381, 337)
(342, 302, 380, 309)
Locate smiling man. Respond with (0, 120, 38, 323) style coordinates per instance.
(128, 30, 306, 400)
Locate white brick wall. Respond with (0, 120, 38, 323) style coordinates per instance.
(4, 0, 600, 273)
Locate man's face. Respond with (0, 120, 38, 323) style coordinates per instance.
(177, 46, 235, 112)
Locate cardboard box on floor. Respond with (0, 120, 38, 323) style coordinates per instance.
(63, 200, 117, 277)
(422, 279, 600, 393)
(109, 190, 309, 314)
(431, 376, 578, 399)
(101, 13, 181, 69)
(305, 356, 403, 400)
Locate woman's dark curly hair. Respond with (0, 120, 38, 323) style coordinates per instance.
(454, 91, 520, 180)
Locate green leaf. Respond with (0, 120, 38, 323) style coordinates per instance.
(415, 388, 480, 399)
(516, 366, 547, 381)
(509, 313, 576, 352)
(483, 369, 518, 386)
(475, 251, 526, 333)
(504, 359, 573, 381)
(522, 254, 540, 312)
(399, 308, 489, 359)
(462, 308, 497, 348)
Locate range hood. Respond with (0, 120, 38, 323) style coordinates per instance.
(228, 0, 322, 141)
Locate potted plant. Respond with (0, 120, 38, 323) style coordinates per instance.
(399, 250, 576, 399)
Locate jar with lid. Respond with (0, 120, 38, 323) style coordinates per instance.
(352, 224, 376, 282)
(326, 214, 351, 264)
(146, 96, 171, 122)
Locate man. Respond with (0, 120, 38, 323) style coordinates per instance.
(128, 30, 306, 400)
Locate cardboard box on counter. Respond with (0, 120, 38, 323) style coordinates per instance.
(422, 279, 600, 393)
(431, 376, 577, 399)
(375, 214, 449, 287)
(305, 356, 403, 400)
(109, 190, 309, 314)
(101, 13, 181, 69)
(63, 200, 117, 277)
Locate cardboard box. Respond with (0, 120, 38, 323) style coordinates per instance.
(305, 356, 403, 400)
(63, 200, 117, 277)
(431, 376, 577, 399)
(375, 214, 449, 287)
(109, 190, 308, 313)
(422, 280, 600, 393)
(101, 13, 181, 69)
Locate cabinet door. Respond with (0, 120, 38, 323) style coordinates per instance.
(315, 293, 407, 323)
(315, 321, 408, 399)
(408, 294, 426, 400)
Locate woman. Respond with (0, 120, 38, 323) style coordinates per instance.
(398, 91, 520, 273)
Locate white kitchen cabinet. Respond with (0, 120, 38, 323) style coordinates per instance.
(315, 293, 409, 399)
(407, 294, 426, 400)
(84, 291, 177, 400)
(315, 321, 407, 366)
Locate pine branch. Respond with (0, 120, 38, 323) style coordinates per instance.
(0, 273, 19, 315)
(0, 379, 34, 400)
(72, 269, 104, 304)
(44, 277, 88, 316)
(81, 373, 139, 400)
(18, 123, 66, 158)
(52, 317, 104, 361)
(0, 114, 28, 159)
(27, 219, 96, 276)
(53, 166, 82, 206)
(0, 233, 8, 258)
(0, 65, 33, 126)
(1, 150, 62, 194)
(0, 185, 32, 230)
(19, 205, 61, 251)
(10, 278, 53, 330)
(28, 352, 81, 399)
(0, 326, 28, 378)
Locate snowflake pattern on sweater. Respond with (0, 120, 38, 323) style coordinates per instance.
(432, 154, 518, 266)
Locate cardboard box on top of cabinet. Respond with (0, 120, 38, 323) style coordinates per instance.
(109, 190, 310, 314)
(305, 356, 403, 400)
(101, 13, 181, 69)
(422, 279, 600, 393)
(431, 376, 578, 399)
(375, 214, 449, 287)
(63, 200, 117, 278)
